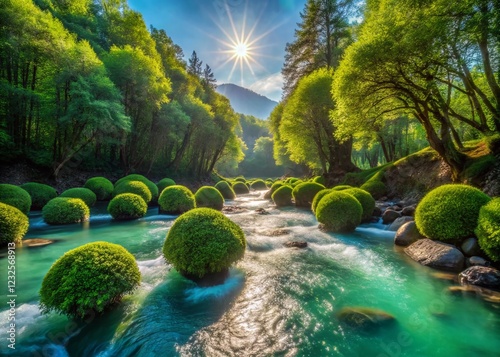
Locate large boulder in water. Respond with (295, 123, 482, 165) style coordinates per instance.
(461, 237, 481, 257)
(387, 216, 414, 232)
(459, 266, 500, 290)
(394, 221, 423, 246)
(337, 306, 396, 329)
(404, 239, 465, 271)
(382, 209, 401, 224)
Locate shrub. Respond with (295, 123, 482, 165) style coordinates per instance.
(60, 188, 97, 207)
(272, 185, 293, 207)
(0, 184, 32, 215)
(215, 181, 236, 199)
(158, 185, 196, 214)
(20, 182, 57, 210)
(312, 176, 326, 185)
(114, 175, 158, 203)
(113, 181, 152, 204)
(194, 186, 224, 211)
(157, 178, 176, 193)
(311, 189, 332, 214)
(84, 177, 114, 201)
(0, 202, 29, 246)
(250, 179, 268, 190)
(315, 191, 363, 232)
(142, 179, 159, 204)
(42, 197, 90, 225)
(332, 185, 352, 191)
(360, 181, 387, 199)
(292, 182, 325, 207)
(39, 241, 140, 318)
(163, 208, 246, 278)
(476, 198, 500, 262)
(115, 174, 148, 187)
(108, 193, 147, 220)
(343, 188, 376, 222)
(232, 182, 250, 194)
(264, 181, 284, 199)
(415, 184, 491, 242)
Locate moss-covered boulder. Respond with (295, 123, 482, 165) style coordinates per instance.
(194, 186, 224, 211)
(84, 177, 114, 201)
(264, 181, 284, 199)
(163, 208, 246, 281)
(343, 188, 376, 222)
(115, 174, 148, 187)
(108, 193, 147, 220)
(158, 185, 196, 214)
(234, 176, 246, 183)
(214, 181, 236, 200)
(20, 182, 57, 210)
(312, 175, 326, 186)
(360, 181, 387, 199)
(60, 188, 97, 207)
(475, 198, 500, 262)
(292, 182, 325, 207)
(0, 202, 29, 246)
(272, 185, 293, 207)
(113, 180, 152, 204)
(232, 182, 250, 194)
(157, 178, 176, 193)
(250, 179, 268, 190)
(39, 242, 140, 318)
(115, 175, 158, 203)
(42, 197, 90, 225)
(332, 185, 352, 191)
(0, 184, 32, 215)
(315, 191, 363, 232)
(415, 184, 491, 242)
(311, 189, 332, 214)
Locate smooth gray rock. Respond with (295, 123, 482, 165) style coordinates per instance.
(337, 307, 396, 329)
(401, 205, 416, 216)
(461, 237, 481, 257)
(382, 209, 402, 224)
(468, 256, 489, 267)
(404, 239, 465, 272)
(459, 266, 500, 290)
(394, 221, 422, 246)
(283, 241, 308, 249)
(388, 216, 414, 232)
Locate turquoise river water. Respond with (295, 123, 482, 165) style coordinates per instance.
(1, 192, 499, 356)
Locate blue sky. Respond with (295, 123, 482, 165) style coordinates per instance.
(127, 0, 307, 101)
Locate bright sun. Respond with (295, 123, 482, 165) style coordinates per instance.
(234, 43, 248, 58)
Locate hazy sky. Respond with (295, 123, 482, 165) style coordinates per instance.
(127, 0, 307, 101)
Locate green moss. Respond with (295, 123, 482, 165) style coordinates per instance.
(163, 208, 246, 278)
(415, 184, 491, 242)
(292, 182, 325, 207)
(462, 155, 496, 180)
(332, 185, 352, 191)
(60, 188, 97, 207)
(232, 182, 250, 194)
(315, 191, 362, 232)
(194, 186, 224, 211)
(39, 242, 140, 318)
(360, 181, 387, 199)
(343, 188, 376, 222)
(312, 176, 326, 185)
(0, 202, 29, 246)
(158, 185, 196, 214)
(234, 177, 246, 183)
(0, 184, 32, 215)
(108, 193, 147, 220)
(113, 181, 152, 204)
(114, 175, 158, 203)
(214, 181, 236, 200)
(115, 174, 148, 187)
(311, 189, 332, 214)
(157, 178, 176, 193)
(476, 198, 500, 262)
(291, 180, 304, 187)
(20, 182, 57, 210)
(250, 179, 268, 190)
(272, 185, 293, 207)
(84, 177, 114, 201)
(42, 197, 90, 225)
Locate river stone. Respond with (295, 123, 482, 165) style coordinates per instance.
(264, 190, 272, 199)
(283, 241, 308, 249)
(387, 216, 414, 232)
(372, 206, 382, 217)
(21, 238, 55, 247)
(461, 238, 481, 257)
(401, 205, 416, 216)
(382, 209, 401, 224)
(459, 266, 500, 290)
(468, 256, 489, 267)
(337, 307, 395, 329)
(394, 221, 422, 246)
(404, 239, 465, 272)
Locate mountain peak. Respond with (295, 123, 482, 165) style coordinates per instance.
(216, 83, 278, 119)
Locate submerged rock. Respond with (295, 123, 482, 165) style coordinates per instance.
(21, 238, 55, 247)
(255, 208, 270, 215)
(387, 216, 414, 232)
(459, 266, 500, 290)
(431, 272, 457, 282)
(261, 228, 290, 237)
(222, 206, 247, 214)
(337, 306, 396, 329)
(461, 238, 481, 257)
(404, 239, 465, 272)
(394, 221, 422, 246)
(382, 209, 401, 224)
(283, 241, 308, 249)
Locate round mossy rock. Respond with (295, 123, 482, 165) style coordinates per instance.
(250, 179, 267, 190)
(415, 184, 491, 242)
(315, 191, 363, 232)
(332, 185, 352, 191)
(115, 174, 148, 187)
(215, 181, 236, 199)
(475, 198, 500, 262)
(343, 188, 376, 222)
(232, 182, 250, 194)
(158, 185, 196, 214)
(84, 177, 114, 201)
(163, 208, 246, 279)
(0, 202, 29, 246)
(20, 182, 57, 210)
(60, 188, 97, 207)
(42, 197, 90, 225)
(39, 241, 140, 318)
(312, 176, 326, 186)
(195, 186, 224, 211)
(157, 178, 176, 193)
(113, 180, 152, 204)
(114, 175, 158, 203)
(311, 189, 332, 214)
(272, 185, 293, 207)
(360, 181, 387, 199)
(0, 184, 32, 215)
(234, 177, 246, 183)
(292, 182, 325, 207)
(108, 193, 148, 220)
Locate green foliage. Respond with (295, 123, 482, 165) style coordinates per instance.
(250, 179, 267, 190)
(214, 181, 236, 200)
(475, 198, 500, 262)
(343, 188, 376, 221)
(360, 181, 387, 199)
(60, 188, 97, 207)
(157, 178, 176, 193)
(42, 197, 90, 225)
(232, 182, 250, 194)
(462, 155, 496, 180)
(292, 182, 326, 207)
(115, 175, 158, 203)
(163, 208, 246, 278)
(234, 177, 246, 183)
(0, 202, 29, 246)
(415, 184, 491, 242)
(311, 189, 332, 214)
(291, 180, 304, 187)
(115, 174, 149, 187)
(158, 185, 196, 214)
(315, 191, 363, 232)
(194, 186, 224, 211)
(113, 181, 152, 204)
(332, 185, 352, 191)
(39, 242, 140, 318)
(84, 177, 114, 201)
(20, 183, 57, 210)
(272, 185, 293, 207)
(312, 176, 326, 185)
(108, 193, 147, 220)
(0, 184, 32, 215)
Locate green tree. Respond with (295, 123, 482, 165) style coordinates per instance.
(188, 50, 203, 77)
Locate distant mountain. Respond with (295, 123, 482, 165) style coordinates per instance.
(216, 83, 278, 120)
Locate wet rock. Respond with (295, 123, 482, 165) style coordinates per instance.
(382, 209, 402, 224)
(431, 272, 457, 282)
(461, 238, 481, 257)
(255, 208, 270, 215)
(468, 256, 489, 267)
(261, 228, 290, 237)
(337, 307, 396, 329)
(181, 268, 229, 287)
(404, 239, 465, 272)
(21, 238, 55, 247)
(394, 221, 422, 246)
(447, 285, 500, 305)
(222, 206, 247, 214)
(459, 266, 500, 290)
(283, 241, 308, 249)
(401, 205, 416, 216)
(387, 216, 414, 232)
(372, 206, 382, 217)
(264, 190, 272, 199)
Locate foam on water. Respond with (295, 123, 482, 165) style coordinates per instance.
(184, 269, 245, 304)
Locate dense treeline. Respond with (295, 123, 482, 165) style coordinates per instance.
(0, 0, 243, 179)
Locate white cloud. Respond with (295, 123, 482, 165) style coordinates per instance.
(248, 72, 283, 102)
